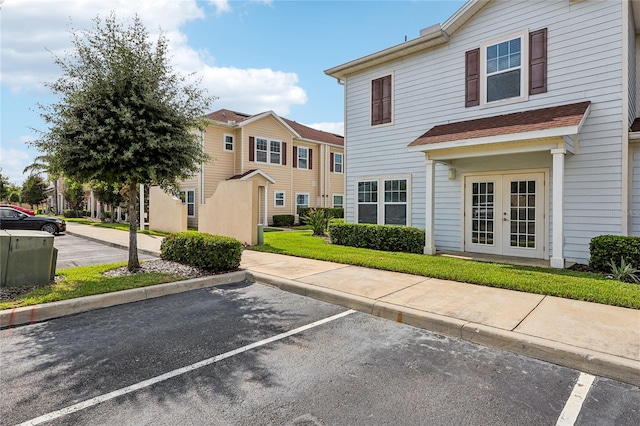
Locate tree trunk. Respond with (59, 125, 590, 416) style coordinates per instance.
(127, 181, 140, 271)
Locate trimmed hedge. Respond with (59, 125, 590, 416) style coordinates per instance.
(589, 235, 640, 272)
(160, 232, 242, 271)
(298, 207, 344, 219)
(328, 222, 425, 254)
(272, 214, 295, 227)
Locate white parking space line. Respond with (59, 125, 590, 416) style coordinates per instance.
(556, 372, 595, 426)
(17, 309, 356, 426)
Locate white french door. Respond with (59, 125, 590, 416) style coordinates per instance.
(465, 173, 545, 259)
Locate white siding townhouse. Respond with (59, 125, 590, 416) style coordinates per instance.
(325, 0, 640, 267)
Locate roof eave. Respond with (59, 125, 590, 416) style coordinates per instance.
(324, 0, 492, 80)
(295, 136, 344, 147)
(238, 111, 301, 138)
(324, 27, 449, 80)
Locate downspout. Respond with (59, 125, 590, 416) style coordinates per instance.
(200, 129, 205, 205)
(621, 2, 630, 235)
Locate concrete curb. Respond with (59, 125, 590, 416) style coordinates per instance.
(65, 230, 161, 257)
(250, 271, 640, 388)
(0, 270, 249, 328)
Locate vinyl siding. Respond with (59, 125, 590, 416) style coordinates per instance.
(342, 0, 624, 264)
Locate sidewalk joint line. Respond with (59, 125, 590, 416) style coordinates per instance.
(511, 294, 547, 332)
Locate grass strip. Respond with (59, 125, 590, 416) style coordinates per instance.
(62, 217, 168, 236)
(252, 231, 640, 309)
(0, 262, 186, 310)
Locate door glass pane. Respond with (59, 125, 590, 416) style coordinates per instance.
(509, 179, 536, 249)
(471, 181, 494, 246)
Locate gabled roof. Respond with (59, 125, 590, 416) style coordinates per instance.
(204, 108, 344, 147)
(227, 169, 276, 184)
(408, 101, 591, 148)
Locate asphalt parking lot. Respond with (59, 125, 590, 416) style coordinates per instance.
(2, 281, 639, 425)
(54, 233, 156, 269)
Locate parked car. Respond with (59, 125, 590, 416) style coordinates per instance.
(0, 207, 66, 235)
(0, 204, 35, 216)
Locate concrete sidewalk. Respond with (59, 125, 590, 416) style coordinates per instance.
(14, 223, 640, 386)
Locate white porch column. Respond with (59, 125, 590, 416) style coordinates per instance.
(139, 183, 145, 230)
(424, 159, 436, 255)
(550, 148, 566, 268)
(264, 183, 269, 226)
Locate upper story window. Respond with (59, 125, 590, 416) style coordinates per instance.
(371, 74, 392, 126)
(297, 146, 309, 169)
(486, 37, 522, 102)
(250, 136, 284, 165)
(466, 29, 547, 108)
(293, 146, 312, 170)
(224, 134, 234, 152)
(332, 153, 343, 173)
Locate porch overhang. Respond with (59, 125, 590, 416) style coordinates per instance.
(228, 169, 276, 184)
(631, 118, 640, 143)
(407, 101, 591, 160)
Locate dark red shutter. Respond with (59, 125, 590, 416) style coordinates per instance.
(282, 142, 287, 165)
(529, 28, 547, 95)
(309, 149, 313, 170)
(465, 48, 480, 107)
(293, 146, 297, 168)
(249, 136, 255, 161)
(381, 75, 391, 123)
(330, 153, 334, 172)
(371, 78, 382, 125)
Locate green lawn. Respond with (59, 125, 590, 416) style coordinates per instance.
(0, 262, 187, 310)
(63, 217, 168, 236)
(251, 231, 640, 309)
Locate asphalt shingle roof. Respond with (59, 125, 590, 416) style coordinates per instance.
(408, 101, 591, 147)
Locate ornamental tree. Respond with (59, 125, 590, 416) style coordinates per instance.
(21, 174, 48, 209)
(31, 13, 213, 270)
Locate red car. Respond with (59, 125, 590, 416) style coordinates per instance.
(0, 204, 35, 216)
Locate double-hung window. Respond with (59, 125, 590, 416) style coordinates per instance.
(485, 37, 523, 103)
(297, 147, 309, 169)
(254, 137, 282, 165)
(224, 134, 234, 152)
(357, 177, 410, 225)
(333, 153, 343, 173)
(333, 194, 343, 209)
(466, 29, 547, 107)
(296, 193, 309, 214)
(274, 191, 285, 207)
(180, 189, 195, 217)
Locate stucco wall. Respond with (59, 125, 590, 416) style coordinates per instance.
(198, 180, 258, 245)
(149, 186, 187, 234)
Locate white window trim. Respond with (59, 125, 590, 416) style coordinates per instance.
(274, 190, 285, 207)
(333, 152, 343, 174)
(223, 133, 234, 152)
(332, 194, 344, 208)
(369, 72, 394, 128)
(480, 29, 529, 108)
(297, 146, 309, 170)
(354, 174, 411, 226)
(295, 192, 310, 213)
(255, 137, 282, 165)
(180, 188, 196, 218)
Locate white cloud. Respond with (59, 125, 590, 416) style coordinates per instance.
(304, 122, 345, 136)
(0, 0, 307, 117)
(0, 147, 33, 186)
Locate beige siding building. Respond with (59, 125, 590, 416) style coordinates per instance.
(179, 109, 344, 228)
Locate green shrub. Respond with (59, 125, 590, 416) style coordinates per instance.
(63, 209, 80, 218)
(272, 214, 295, 227)
(301, 208, 331, 236)
(298, 207, 344, 220)
(589, 235, 640, 272)
(160, 232, 242, 272)
(328, 222, 425, 254)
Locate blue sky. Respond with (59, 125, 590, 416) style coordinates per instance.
(1, 0, 465, 186)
